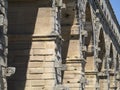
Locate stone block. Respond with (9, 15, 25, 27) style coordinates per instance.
(34, 8, 54, 36)
(33, 49, 55, 55)
(28, 62, 43, 68)
(28, 68, 44, 74)
(29, 56, 44, 62)
(66, 40, 80, 59)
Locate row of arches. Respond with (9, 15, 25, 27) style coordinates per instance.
(83, 1, 120, 89)
(84, 1, 119, 72)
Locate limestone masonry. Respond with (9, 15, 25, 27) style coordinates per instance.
(0, 0, 120, 90)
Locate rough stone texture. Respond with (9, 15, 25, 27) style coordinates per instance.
(5, 0, 120, 90)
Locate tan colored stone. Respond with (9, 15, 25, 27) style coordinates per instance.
(33, 49, 55, 55)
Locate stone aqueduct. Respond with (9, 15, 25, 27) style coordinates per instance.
(0, 0, 120, 90)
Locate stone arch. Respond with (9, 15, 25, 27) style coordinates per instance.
(98, 28, 106, 72)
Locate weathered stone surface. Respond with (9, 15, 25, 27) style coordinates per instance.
(7, 0, 120, 90)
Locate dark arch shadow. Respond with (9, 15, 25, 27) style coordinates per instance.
(85, 2, 92, 22)
(84, 2, 93, 56)
(98, 28, 106, 72)
(109, 43, 114, 69)
(61, 1, 76, 82)
(61, 1, 75, 63)
(7, 1, 51, 90)
(116, 54, 119, 71)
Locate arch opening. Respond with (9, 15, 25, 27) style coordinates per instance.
(85, 3, 92, 22)
(116, 54, 119, 71)
(98, 29, 106, 72)
(84, 2, 93, 55)
(84, 2, 95, 72)
(109, 44, 114, 69)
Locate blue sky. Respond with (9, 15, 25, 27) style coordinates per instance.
(110, 0, 120, 25)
